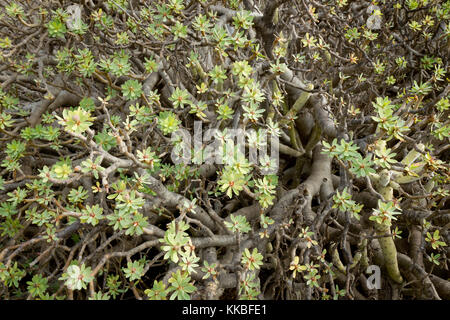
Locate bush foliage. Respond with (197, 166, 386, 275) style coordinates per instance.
(0, 0, 449, 300)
